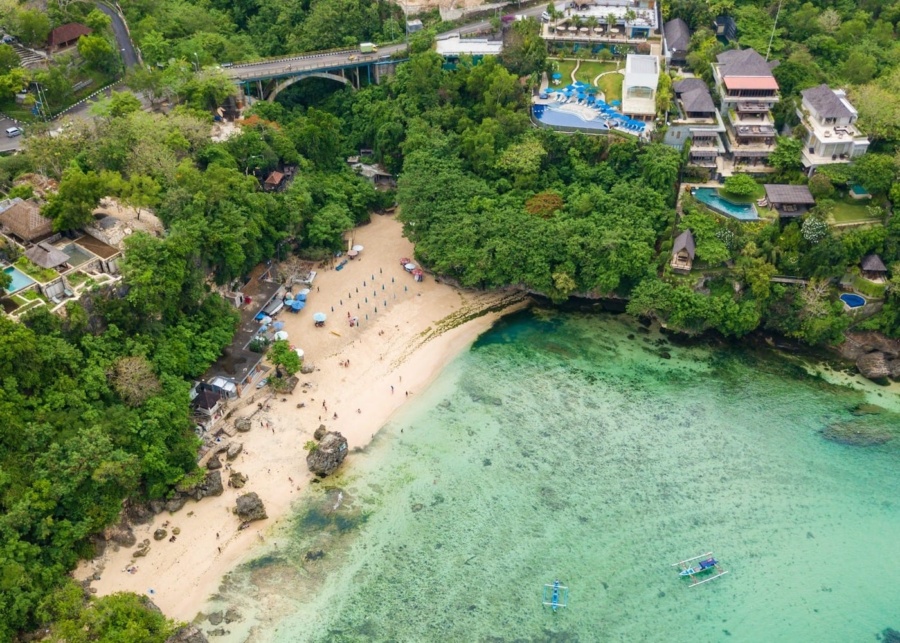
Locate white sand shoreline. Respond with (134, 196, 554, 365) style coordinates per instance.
(74, 214, 528, 623)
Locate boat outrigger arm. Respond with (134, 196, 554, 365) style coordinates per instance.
(671, 552, 729, 587)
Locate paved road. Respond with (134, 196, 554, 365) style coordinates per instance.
(226, 4, 553, 82)
(96, 2, 138, 68)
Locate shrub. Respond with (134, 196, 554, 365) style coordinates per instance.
(722, 174, 758, 197)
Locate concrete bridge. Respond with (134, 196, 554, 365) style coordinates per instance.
(224, 43, 409, 100)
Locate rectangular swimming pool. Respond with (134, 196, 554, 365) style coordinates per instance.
(692, 187, 759, 220)
(3, 265, 35, 293)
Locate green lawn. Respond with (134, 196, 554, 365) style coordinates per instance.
(553, 59, 618, 87)
(828, 196, 881, 224)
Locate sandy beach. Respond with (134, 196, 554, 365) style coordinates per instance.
(74, 212, 527, 622)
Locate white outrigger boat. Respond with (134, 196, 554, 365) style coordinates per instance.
(671, 552, 729, 587)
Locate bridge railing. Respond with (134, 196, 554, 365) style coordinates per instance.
(227, 42, 408, 69)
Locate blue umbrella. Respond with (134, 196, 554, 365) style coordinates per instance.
(273, 321, 285, 330)
(313, 312, 327, 322)
(611, 99, 621, 106)
(291, 300, 305, 311)
(296, 293, 307, 302)
(551, 72, 562, 80)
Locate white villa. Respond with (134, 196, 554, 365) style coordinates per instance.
(622, 54, 659, 121)
(797, 84, 869, 171)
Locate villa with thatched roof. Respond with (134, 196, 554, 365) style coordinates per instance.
(861, 254, 887, 281)
(0, 198, 52, 242)
(25, 242, 70, 270)
(671, 229, 695, 273)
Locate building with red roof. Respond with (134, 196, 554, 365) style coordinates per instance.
(48, 23, 92, 51)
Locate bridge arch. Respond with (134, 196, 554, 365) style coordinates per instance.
(268, 72, 354, 101)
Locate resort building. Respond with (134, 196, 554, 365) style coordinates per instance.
(622, 54, 659, 122)
(861, 254, 888, 282)
(670, 229, 695, 273)
(543, 0, 659, 44)
(663, 19, 690, 67)
(668, 78, 727, 169)
(0, 198, 52, 243)
(434, 35, 503, 57)
(763, 184, 816, 218)
(712, 48, 780, 170)
(797, 84, 869, 171)
(48, 23, 92, 52)
(713, 15, 737, 42)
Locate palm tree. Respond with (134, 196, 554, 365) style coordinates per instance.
(624, 9, 637, 39)
(606, 12, 617, 38)
(585, 16, 599, 43)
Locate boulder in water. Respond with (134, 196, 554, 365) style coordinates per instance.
(165, 625, 209, 643)
(306, 431, 348, 477)
(857, 351, 891, 381)
(822, 421, 893, 446)
(234, 492, 267, 522)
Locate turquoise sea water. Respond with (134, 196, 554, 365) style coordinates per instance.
(212, 310, 900, 642)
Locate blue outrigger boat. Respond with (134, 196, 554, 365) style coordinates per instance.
(542, 580, 569, 611)
(672, 552, 728, 587)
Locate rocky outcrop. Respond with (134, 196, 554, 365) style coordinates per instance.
(165, 625, 209, 643)
(207, 455, 223, 470)
(149, 499, 166, 514)
(857, 351, 891, 380)
(300, 363, 315, 374)
(234, 492, 267, 522)
(133, 539, 151, 557)
(306, 431, 348, 477)
(208, 611, 223, 626)
(235, 417, 252, 432)
(224, 608, 242, 624)
(123, 501, 155, 525)
(106, 523, 137, 548)
(229, 471, 247, 489)
(190, 471, 224, 500)
(822, 421, 893, 446)
(165, 495, 189, 513)
(153, 528, 168, 541)
(313, 424, 327, 440)
(226, 442, 243, 460)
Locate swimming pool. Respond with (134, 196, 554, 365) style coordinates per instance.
(3, 266, 35, 294)
(692, 187, 759, 221)
(840, 293, 866, 309)
(533, 105, 610, 131)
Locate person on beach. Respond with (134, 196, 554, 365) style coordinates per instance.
(391, 385, 394, 394)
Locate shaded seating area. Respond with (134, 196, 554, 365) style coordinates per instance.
(25, 242, 70, 270)
(48, 23, 92, 51)
(670, 229, 695, 273)
(861, 254, 888, 282)
(0, 198, 52, 243)
(763, 184, 816, 217)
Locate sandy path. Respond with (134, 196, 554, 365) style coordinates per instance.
(74, 213, 527, 621)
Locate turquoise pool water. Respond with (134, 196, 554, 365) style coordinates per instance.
(3, 265, 34, 293)
(533, 104, 610, 131)
(693, 187, 759, 220)
(208, 310, 900, 642)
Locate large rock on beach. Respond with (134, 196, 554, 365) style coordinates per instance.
(165, 494, 189, 513)
(234, 492, 268, 522)
(133, 539, 151, 557)
(857, 351, 891, 381)
(234, 417, 252, 433)
(229, 471, 247, 489)
(165, 625, 209, 643)
(106, 524, 137, 548)
(207, 455, 222, 470)
(194, 471, 224, 499)
(313, 424, 327, 441)
(306, 431, 348, 477)
(149, 499, 166, 514)
(153, 528, 167, 541)
(124, 501, 155, 525)
(300, 363, 315, 374)
(226, 442, 243, 460)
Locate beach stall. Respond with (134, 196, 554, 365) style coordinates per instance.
(313, 312, 327, 327)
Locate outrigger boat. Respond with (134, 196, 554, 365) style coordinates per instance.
(671, 552, 729, 587)
(541, 580, 569, 611)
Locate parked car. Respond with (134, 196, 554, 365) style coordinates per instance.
(5, 127, 22, 138)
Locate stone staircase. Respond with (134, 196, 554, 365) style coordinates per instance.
(9, 42, 47, 68)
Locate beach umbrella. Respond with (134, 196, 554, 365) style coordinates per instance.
(313, 312, 327, 323)
(260, 315, 273, 325)
(551, 72, 562, 80)
(274, 330, 289, 341)
(611, 99, 621, 106)
(295, 348, 304, 359)
(258, 325, 269, 333)
(352, 244, 364, 251)
(273, 321, 285, 330)
(296, 293, 307, 302)
(348, 250, 359, 257)
(298, 288, 310, 296)
(404, 262, 416, 271)
(291, 300, 305, 311)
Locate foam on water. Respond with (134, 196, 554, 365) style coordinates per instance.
(211, 310, 900, 642)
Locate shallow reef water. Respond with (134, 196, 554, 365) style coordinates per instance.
(214, 310, 900, 643)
